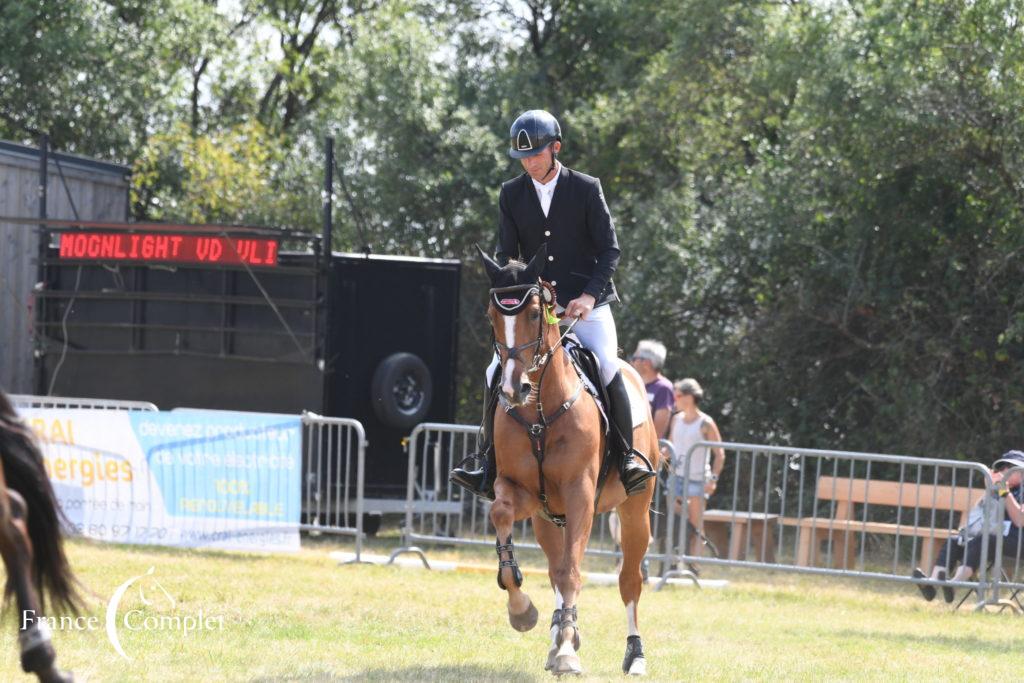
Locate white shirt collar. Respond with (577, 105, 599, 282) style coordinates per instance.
(531, 161, 561, 193)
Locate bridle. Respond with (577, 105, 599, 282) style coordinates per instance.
(489, 282, 581, 377)
(488, 280, 584, 527)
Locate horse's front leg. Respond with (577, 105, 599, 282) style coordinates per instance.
(551, 476, 595, 676)
(531, 513, 566, 671)
(491, 476, 540, 632)
(0, 490, 72, 683)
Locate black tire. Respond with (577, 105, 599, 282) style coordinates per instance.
(370, 352, 433, 429)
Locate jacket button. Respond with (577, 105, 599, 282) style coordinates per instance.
(548, 255, 554, 261)
(551, 280, 557, 286)
(544, 230, 551, 236)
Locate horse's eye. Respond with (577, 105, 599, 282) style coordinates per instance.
(529, 310, 540, 321)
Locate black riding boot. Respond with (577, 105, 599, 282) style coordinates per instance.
(606, 371, 656, 496)
(449, 370, 501, 500)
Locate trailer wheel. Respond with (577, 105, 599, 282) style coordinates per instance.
(370, 352, 433, 429)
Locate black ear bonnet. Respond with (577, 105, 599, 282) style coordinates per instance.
(476, 243, 555, 317)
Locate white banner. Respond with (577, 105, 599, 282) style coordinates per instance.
(18, 408, 302, 552)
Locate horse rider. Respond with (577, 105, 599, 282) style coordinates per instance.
(450, 109, 656, 500)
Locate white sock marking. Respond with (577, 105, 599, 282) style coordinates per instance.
(550, 587, 564, 644)
(626, 600, 639, 637)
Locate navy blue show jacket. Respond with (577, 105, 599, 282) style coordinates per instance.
(495, 165, 620, 308)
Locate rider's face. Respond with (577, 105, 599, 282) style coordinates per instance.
(520, 142, 561, 182)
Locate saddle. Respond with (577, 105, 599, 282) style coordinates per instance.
(558, 335, 601, 413)
(561, 334, 613, 448)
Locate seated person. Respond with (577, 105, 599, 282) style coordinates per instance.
(912, 450, 1024, 602)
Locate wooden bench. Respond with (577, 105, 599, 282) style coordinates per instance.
(699, 510, 780, 562)
(782, 476, 986, 569)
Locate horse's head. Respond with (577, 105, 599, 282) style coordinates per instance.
(477, 244, 556, 407)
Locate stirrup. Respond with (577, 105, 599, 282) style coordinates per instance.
(620, 448, 656, 496)
(449, 452, 496, 501)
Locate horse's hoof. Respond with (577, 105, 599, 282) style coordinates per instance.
(622, 635, 645, 675)
(552, 653, 582, 676)
(545, 644, 557, 671)
(39, 668, 73, 683)
(551, 637, 582, 676)
(508, 600, 538, 632)
(626, 656, 646, 676)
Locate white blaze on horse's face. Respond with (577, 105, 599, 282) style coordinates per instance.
(501, 314, 518, 398)
(492, 300, 542, 407)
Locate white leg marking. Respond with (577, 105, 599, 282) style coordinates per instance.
(626, 600, 646, 676)
(626, 600, 639, 637)
(546, 587, 564, 670)
(501, 316, 516, 396)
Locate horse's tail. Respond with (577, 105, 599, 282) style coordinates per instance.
(0, 393, 81, 613)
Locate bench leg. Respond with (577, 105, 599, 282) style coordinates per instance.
(797, 528, 813, 566)
(919, 537, 941, 571)
(728, 521, 746, 561)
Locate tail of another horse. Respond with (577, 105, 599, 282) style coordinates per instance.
(0, 392, 80, 613)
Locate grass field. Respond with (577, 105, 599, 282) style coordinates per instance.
(0, 535, 1015, 681)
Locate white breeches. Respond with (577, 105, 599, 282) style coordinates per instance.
(486, 303, 620, 387)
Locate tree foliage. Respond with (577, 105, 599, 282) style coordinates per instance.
(3, 0, 1022, 458)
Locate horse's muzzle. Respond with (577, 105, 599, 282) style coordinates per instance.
(502, 371, 533, 407)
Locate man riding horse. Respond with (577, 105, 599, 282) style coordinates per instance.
(451, 109, 656, 500)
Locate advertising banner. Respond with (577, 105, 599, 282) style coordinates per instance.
(18, 408, 302, 552)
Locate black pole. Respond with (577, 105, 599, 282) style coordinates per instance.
(318, 136, 334, 412)
(34, 134, 49, 395)
(323, 136, 334, 269)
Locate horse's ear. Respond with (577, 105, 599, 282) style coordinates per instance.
(475, 244, 502, 284)
(523, 243, 547, 283)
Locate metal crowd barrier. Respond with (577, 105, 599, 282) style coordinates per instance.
(661, 440, 1001, 608)
(10, 393, 158, 411)
(10, 395, 366, 558)
(387, 422, 676, 571)
(978, 464, 1024, 613)
(300, 412, 366, 561)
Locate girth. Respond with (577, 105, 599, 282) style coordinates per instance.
(498, 380, 585, 528)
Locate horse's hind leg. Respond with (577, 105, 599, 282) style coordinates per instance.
(491, 476, 540, 632)
(0, 488, 72, 683)
(617, 492, 653, 676)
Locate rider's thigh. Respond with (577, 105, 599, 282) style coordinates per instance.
(570, 304, 619, 385)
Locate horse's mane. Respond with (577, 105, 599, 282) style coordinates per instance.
(0, 388, 81, 612)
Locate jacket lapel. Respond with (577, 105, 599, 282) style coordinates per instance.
(517, 173, 545, 225)
(545, 165, 570, 225)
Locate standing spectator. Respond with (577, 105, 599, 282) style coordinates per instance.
(669, 378, 725, 556)
(630, 340, 674, 439)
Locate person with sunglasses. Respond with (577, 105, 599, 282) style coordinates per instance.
(912, 450, 1024, 602)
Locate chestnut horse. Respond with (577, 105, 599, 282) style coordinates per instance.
(478, 245, 659, 677)
(0, 390, 78, 682)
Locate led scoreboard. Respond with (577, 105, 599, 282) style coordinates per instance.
(58, 231, 280, 266)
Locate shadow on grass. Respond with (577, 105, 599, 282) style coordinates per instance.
(250, 665, 540, 682)
(833, 628, 1016, 655)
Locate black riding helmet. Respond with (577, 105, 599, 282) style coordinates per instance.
(508, 110, 561, 159)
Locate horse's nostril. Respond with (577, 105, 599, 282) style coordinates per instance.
(519, 382, 531, 395)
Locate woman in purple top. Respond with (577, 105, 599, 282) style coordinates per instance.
(629, 339, 674, 438)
